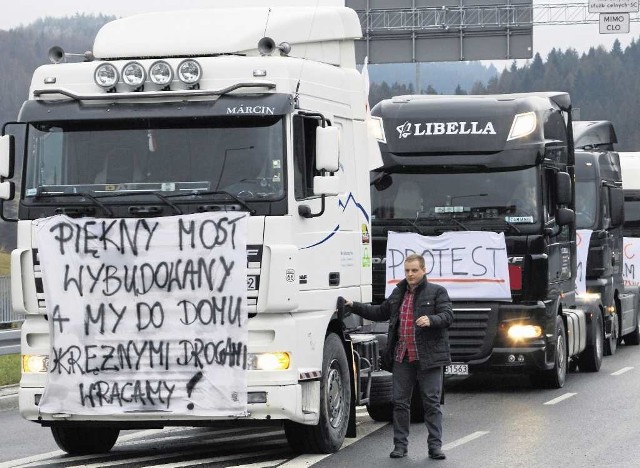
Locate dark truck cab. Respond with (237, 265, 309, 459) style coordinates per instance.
(573, 121, 640, 354)
(364, 93, 600, 412)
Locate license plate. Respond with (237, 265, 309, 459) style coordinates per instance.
(445, 363, 469, 375)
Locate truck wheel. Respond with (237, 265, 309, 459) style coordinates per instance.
(366, 402, 392, 421)
(284, 333, 351, 454)
(578, 313, 603, 372)
(605, 313, 618, 356)
(534, 317, 567, 389)
(51, 426, 119, 455)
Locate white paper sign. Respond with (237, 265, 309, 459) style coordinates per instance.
(35, 212, 248, 416)
(623, 237, 640, 287)
(386, 231, 511, 301)
(576, 229, 593, 295)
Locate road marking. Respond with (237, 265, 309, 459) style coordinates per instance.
(278, 418, 387, 467)
(611, 366, 634, 376)
(543, 392, 576, 405)
(442, 431, 489, 450)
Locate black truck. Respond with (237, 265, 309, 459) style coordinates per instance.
(573, 121, 640, 355)
(363, 93, 600, 418)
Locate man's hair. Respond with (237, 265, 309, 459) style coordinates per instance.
(405, 253, 425, 269)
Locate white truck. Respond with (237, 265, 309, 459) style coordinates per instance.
(0, 3, 381, 455)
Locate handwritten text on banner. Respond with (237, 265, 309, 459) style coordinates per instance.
(35, 212, 248, 417)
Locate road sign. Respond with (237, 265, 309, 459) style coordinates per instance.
(589, 0, 639, 13)
(599, 13, 631, 33)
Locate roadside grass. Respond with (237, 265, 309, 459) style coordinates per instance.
(0, 250, 8, 276)
(0, 353, 20, 387)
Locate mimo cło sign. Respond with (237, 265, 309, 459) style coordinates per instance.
(599, 13, 631, 33)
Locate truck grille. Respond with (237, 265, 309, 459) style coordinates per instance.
(449, 307, 495, 361)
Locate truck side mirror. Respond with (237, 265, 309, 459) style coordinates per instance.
(609, 187, 624, 227)
(0, 134, 15, 201)
(315, 126, 339, 172)
(556, 207, 575, 226)
(556, 171, 572, 205)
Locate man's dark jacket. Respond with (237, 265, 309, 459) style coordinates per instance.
(348, 276, 454, 371)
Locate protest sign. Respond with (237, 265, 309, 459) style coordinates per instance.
(623, 237, 640, 287)
(386, 231, 511, 301)
(575, 230, 593, 295)
(35, 212, 248, 416)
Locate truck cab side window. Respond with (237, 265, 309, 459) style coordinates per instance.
(293, 115, 319, 200)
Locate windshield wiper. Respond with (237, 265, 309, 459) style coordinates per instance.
(35, 190, 114, 217)
(168, 190, 256, 215)
(502, 218, 522, 234)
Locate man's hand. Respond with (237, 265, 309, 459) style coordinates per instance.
(416, 315, 430, 327)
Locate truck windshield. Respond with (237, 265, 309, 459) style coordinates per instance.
(624, 194, 640, 230)
(23, 116, 285, 200)
(371, 167, 539, 224)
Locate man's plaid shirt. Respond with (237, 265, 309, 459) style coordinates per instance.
(395, 287, 418, 363)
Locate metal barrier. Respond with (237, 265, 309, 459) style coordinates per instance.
(1, 276, 21, 325)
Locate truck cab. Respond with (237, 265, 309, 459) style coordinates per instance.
(573, 121, 640, 355)
(365, 93, 599, 405)
(0, 5, 380, 455)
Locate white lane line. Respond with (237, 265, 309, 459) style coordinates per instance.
(543, 392, 577, 405)
(278, 418, 387, 467)
(442, 431, 489, 451)
(611, 367, 634, 376)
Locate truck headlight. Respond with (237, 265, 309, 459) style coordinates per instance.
(507, 324, 543, 340)
(22, 354, 49, 373)
(507, 112, 537, 141)
(247, 352, 290, 371)
(94, 63, 119, 89)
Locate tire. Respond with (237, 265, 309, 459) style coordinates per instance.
(285, 333, 351, 454)
(366, 402, 392, 422)
(578, 313, 603, 372)
(533, 317, 567, 389)
(51, 426, 119, 455)
(605, 313, 618, 356)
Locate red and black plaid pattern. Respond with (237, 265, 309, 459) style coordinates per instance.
(395, 289, 418, 363)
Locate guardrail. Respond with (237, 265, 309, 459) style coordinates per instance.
(0, 329, 19, 356)
(0, 276, 22, 325)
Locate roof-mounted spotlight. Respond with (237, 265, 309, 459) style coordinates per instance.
(122, 61, 146, 89)
(258, 37, 291, 56)
(94, 63, 119, 90)
(149, 60, 173, 87)
(177, 59, 202, 87)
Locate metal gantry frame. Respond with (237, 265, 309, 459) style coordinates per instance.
(356, 4, 640, 32)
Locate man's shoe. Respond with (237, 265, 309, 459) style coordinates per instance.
(429, 448, 446, 460)
(389, 447, 407, 458)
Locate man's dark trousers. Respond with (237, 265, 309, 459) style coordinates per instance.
(392, 358, 443, 451)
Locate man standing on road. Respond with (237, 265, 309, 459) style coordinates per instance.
(341, 253, 454, 460)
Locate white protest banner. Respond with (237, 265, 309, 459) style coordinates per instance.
(35, 212, 248, 417)
(575, 229, 593, 295)
(386, 231, 511, 301)
(623, 237, 640, 287)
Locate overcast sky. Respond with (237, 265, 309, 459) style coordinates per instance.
(0, 0, 637, 70)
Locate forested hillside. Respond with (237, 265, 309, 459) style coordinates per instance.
(370, 39, 640, 151)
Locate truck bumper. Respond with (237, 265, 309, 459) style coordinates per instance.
(20, 382, 319, 426)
